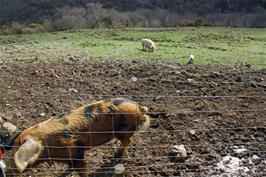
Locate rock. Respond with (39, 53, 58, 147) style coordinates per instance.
(253, 77, 264, 83)
(0, 112, 5, 119)
(233, 146, 247, 153)
(69, 56, 77, 62)
(2, 122, 17, 133)
(0, 117, 4, 123)
(13, 111, 22, 118)
(250, 81, 257, 88)
(244, 63, 251, 68)
(189, 130, 196, 135)
(68, 88, 79, 93)
(40, 113, 46, 117)
(131, 76, 138, 82)
(235, 76, 242, 82)
(150, 121, 160, 129)
(169, 145, 188, 162)
(252, 155, 259, 160)
(1, 114, 12, 121)
(155, 96, 163, 100)
(220, 174, 230, 177)
(0, 121, 17, 143)
(113, 164, 125, 177)
(187, 79, 194, 82)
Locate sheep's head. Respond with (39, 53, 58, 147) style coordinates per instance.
(151, 45, 156, 52)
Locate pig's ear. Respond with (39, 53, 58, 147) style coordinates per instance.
(14, 136, 43, 172)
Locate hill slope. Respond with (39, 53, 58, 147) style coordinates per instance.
(0, 0, 266, 27)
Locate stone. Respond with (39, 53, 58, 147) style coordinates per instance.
(68, 88, 79, 93)
(131, 76, 138, 82)
(2, 122, 17, 133)
(113, 164, 125, 177)
(13, 111, 22, 118)
(40, 113, 46, 117)
(189, 130, 196, 135)
(169, 145, 188, 162)
(69, 56, 77, 62)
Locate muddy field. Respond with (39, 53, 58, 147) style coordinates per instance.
(0, 59, 265, 177)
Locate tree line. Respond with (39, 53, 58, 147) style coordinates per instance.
(0, 0, 265, 33)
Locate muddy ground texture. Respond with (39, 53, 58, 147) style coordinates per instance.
(0, 59, 265, 177)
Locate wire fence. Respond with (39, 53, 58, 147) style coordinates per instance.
(1, 23, 266, 177)
(1, 79, 265, 88)
(2, 92, 266, 98)
(0, 98, 265, 177)
(0, 62, 265, 176)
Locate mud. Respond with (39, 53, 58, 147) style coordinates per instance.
(0, 59, 265, 177)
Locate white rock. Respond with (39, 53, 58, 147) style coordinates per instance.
(233, 148, 247, 154)
(113, 164, 125, 177)
(68, 88, 79, 93)
(69, 56, 77, 61)
(252, 155, 259, 160)
(131, 76, 138, 82)
(2, 122, 17, 133)
(189, 130, 196, 135)
(169, 145, 187, 161)
(216, 155, 249, 176)
(40, 113, 46, 117)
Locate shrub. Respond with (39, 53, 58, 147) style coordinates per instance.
(7, 22, 24, 34)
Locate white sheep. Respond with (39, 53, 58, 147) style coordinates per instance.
(188, 54, 195, 64)
(141, 38, 156, 52)
(190, 54, 195, 60)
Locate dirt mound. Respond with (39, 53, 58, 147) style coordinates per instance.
(0, 60, 265, 176)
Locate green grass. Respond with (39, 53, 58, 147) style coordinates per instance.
(0, 27, 265, 69)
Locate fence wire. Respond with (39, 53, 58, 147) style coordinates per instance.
(0, 93, 265, 177)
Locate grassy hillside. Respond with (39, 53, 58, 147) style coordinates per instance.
(0, 27, 265, 69)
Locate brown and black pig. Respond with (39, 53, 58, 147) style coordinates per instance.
(5, 98, 150, 177)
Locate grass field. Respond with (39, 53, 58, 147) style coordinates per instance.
(0, 27, 265, 68)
